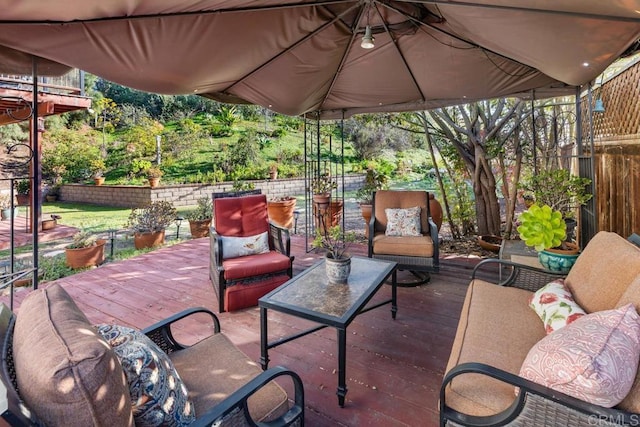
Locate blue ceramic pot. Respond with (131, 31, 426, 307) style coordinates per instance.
(538, 249, 579, 273)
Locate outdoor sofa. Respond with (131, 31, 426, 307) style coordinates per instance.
(0, 284, 304, 426)
(441, 231, 640, 426)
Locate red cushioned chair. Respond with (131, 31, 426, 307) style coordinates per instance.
(210, 194, 294, 312)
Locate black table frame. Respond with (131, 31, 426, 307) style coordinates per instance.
(259, 256, 397, 407)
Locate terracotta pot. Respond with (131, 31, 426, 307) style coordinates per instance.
(15, 194, 29, 206)
(41, 219, 57, 231)
(267, 198, 297, 229)
(45, 195, 58, 202)
(148, 177, 160, 188)
(325, 253, 351, 285)
(134, 230, 165, 249)
(477, 235, 503, 253)
(189, 219, 211, 238)
(313, 194, 331, 231)
(360, 203, 372, 238)
(269, 170, 278, 180)
(65, 239, 106, 269)
(428, 193, 443, 231)
(329, 200, 343, 227)
(94, 177, 105, 186)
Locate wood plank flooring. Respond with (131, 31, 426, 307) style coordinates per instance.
(0, 235, 496, 426)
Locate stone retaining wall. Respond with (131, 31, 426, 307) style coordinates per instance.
(60, 175, 365, 207)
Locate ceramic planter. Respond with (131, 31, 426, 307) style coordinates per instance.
(0, 207, 17, 221)
(15, 194, 29, 206)
(134, 230, 165, 249)
(65, 239, 106, 269)
(538, 242, 580, 273)
(189, 219, 211, 238)
(325, 253, 351, 285)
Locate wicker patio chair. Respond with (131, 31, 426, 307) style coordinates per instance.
(367, 190, 439, 285)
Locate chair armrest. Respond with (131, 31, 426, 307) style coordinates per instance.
(441, 362, 634, 426)
(471, 259, 565, 292)
(191, 365, 304, 427)
(142, 307, 221, 354)
(269, 222, 292, 257)
(427, 216, 439, 262)
(210, 228, 224, 267)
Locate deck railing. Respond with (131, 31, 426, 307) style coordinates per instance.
(0, 69, 84, 96)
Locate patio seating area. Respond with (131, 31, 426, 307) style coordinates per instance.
(0, 234, 496, 426)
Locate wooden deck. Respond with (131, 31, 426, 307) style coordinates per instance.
(0, 235, 496, 427)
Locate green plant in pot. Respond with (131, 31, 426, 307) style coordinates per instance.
(65, 229, 106, 269)
(355, 168, 388, 237)
(312, 225, 356, 284)
(517, 204, 579, 273)
(185, 197, 212, 238)
(15, 179, 30, 205)
(127, 201, 177, 249)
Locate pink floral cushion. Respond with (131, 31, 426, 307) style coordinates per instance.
(519, 304, 640, 407)
(385, 206, 421, 236)
(529, 279, 586, 334)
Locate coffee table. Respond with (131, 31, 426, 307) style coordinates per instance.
(259, 256, 397, 407)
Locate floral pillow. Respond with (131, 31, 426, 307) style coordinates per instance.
(220, 231, 270, 259)
(385, 206, 421, 237)
(97, 324, 196, 427)
(519, 304, 640, 407)
(529, 279, 586, 334)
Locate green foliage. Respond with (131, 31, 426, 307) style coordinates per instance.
(312, 225, 356, 259)
(121, 118, 164, 158)
(229, 130, 261, 167)
(232, 181, 255, 191)
(517, 204, 567, 251)
(15, 179, 30, 195)
(39, 255, 75, 282)
(127, 201, 178, 233)
(41, 128, 103, 182)
(146, 167, 163, 178)
(311, 173, 337, 195)
(130, 159, 152, 176)
(519, 169, 592, 218)
(355, 166, 389, 204)
(66, 230, 99, 249)
(445, 174, 476, 236)
(185, 197, 212, 221)
(217, 105, 239, 128)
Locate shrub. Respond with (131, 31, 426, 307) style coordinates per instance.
(127, 201, 177, 233)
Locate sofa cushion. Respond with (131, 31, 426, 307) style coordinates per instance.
(373, 190, 430, 234)
(169, 332, 288, 422)
(615, 276, 640, 412)
(13, 284, 134, 427)
(385, 206, 421, 236)
(214, 194, 269, 237)
(97, 324, 195, 427)
(519, 304, 640, 408)
(444, 280, 545, 416)
(566, 231, 640, 313)
(529, 279, 586, 334)
(222, 251, 291, 280)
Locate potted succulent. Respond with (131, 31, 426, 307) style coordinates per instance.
(127, 201, 177, 249)
(312, 225, 356, 284)
(15, 179, 30, 206)
(517, 204, 579, 273)
(146, 167, 163, 188)
(185, 197, 212, 238)
(267, 196, 297, 229)
(65, 230, 106, 269)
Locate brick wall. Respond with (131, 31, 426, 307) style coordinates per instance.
(60, 175, 365, 207)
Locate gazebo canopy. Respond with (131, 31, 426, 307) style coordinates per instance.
(0, 1, 638, 118)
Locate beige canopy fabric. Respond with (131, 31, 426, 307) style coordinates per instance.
(0, 1, 638, 118)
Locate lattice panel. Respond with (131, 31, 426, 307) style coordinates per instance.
(581, 61, 640, 139)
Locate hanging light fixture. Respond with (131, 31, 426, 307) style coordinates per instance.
(361, 1, 375, 49)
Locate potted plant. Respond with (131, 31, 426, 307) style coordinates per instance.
(519, 169, 592, 241)
(267, 196, 297, 229)
(185, 197, 212, 238)
(46, 184, 60, 202)
(15, 179, 30, 206)
(0, 194, 16, 220)
(517, 204, 579, 273)
(91, 159, 106, 185)
(65, 230, 106, 269)
(311, 173, 337, 230)
(42, 214, 62, 231)
(146, 167, 163, 188)
(355, 168, 389, 237)
(268, 163, 278, 180)
(127, 201, 177, 249)
(312, 225, 356, 284)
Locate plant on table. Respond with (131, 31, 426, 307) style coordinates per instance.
(517, 203, 579, 273)
(312, 225, 356, 260)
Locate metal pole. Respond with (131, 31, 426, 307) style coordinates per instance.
(32, 57, 40, 291)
